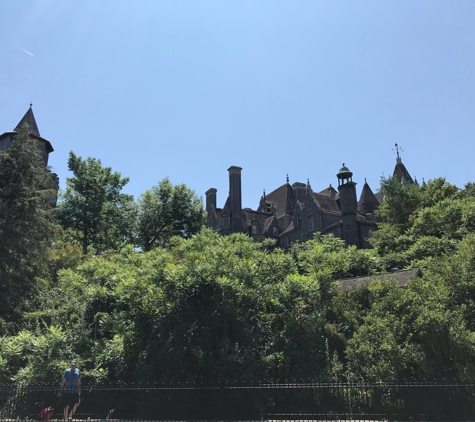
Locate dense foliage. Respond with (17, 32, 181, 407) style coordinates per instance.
(58, 152, 135, 254)
(136, 177, 206, 251)
(2, 143, 475, 385)
(0, 125, 58, 329)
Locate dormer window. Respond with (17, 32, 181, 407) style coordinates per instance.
(251, 224, 259, 234)
(272, 226, 278, 236)
(265, 202, 272, 213)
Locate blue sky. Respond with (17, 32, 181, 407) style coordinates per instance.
(1, 1, 475, 209)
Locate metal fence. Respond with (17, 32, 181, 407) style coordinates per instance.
(1, 380, 475, 421)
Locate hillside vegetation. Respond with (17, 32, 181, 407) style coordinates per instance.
(2, 131, 475, 384)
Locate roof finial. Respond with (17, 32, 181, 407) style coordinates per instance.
(263, 189, 266, 198)
(30, 102, 33, 108)
(393, 143, 404, 162)
(364, 178, 367, 184)
(286, 174, 289, 184)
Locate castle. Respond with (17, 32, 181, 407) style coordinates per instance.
(205, 151, 417, 249)
(1, 106, 417, 249)
(0, 105, 58, 193)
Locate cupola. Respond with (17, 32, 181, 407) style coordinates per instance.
(337, 163, 353, 185)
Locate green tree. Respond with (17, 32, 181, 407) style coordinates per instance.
(119, 230, 338, 381)
(0, 124, 58, 327)
(372, 177, 465, 261)
(420, 177, 459, 208)
(425, 233, 475, 332)
(136, 177, 205, 251)
(409, 197, 475, 241)
(458, 182, 475, 199)
(344, 277, 475, 380)
(375, 176, 422, 233)
(58, 152, 134, 254)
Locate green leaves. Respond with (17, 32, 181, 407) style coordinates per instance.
(4, 148, 475, 385)
(345, 277, 475, 381)
(58, 152, 134, 254)
(0, 124, 59, 325)
(136, 177, 205, 251)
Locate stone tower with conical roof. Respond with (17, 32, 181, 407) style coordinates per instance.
(0, 105, 58, 201)
(337, 164, 362, 247)
(0, 105, 54, 167)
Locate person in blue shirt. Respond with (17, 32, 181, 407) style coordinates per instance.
(58, 360, 81, 421)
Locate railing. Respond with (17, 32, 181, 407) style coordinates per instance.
(1, 380, 474, 421)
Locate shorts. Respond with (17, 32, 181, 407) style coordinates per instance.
(62, 392, 80, 407)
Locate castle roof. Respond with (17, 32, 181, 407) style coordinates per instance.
(357, 180, 380, 215)
(319, 185, 338, 198)
(15, 106, 41, 138)
(313, 192, 341, 214)
(265, 183, 294, 219)
(11, 106, 54, 154)
(266, 181, 344, 218)
(337, 268, 422, 292)
(393, 157, 413, 184)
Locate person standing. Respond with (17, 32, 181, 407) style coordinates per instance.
(58, 360, 81, 421)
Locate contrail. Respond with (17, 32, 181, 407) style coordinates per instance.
(18, 46, 34, 57)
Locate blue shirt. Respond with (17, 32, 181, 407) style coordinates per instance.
(63, 368, 80, 393)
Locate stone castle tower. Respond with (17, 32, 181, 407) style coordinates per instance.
(337, 164, 361, 248)
(0, 105, 58, 195)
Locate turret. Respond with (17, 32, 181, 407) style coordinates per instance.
(337, 164, 361, 247)
(0, 105, 58, 205)
(14, 105, 54, 166)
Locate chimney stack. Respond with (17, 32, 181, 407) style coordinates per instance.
(228, 166, 243, 232)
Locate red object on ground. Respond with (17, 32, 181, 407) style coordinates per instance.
(40, 407, 54, 421)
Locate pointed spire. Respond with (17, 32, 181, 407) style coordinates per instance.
(357, 181, 380, 215)
(422, 178, 427, 188)
(15, 104, 40, 137)
(392, 144, 413, 184)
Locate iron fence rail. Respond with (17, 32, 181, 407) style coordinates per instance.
(0, 381, 474, 421)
